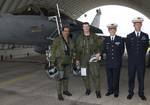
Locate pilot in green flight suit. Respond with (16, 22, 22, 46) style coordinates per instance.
(51, 26, 74, 101)
(75, 22, 103, 98)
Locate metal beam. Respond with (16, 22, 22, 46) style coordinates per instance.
(27, 0, 34, 5)
(8, 0, 21, 12)
(17, 0, 29, 9)
(0, 0, 14, 13)
(0, 0, 6, 11)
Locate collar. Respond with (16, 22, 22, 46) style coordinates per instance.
(135, 31, 141, 36)
(110, 35, 116, 38)
(83, 32, 91, 36)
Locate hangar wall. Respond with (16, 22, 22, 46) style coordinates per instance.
(0, 45, 39, 61)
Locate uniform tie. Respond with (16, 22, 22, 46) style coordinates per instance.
(111, 36, 114, 42)
(137, 32, 140, 37)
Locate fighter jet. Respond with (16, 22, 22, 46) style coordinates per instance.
(0, 4, 103, 54)
(91, 8, 101, 28)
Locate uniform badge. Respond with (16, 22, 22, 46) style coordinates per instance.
(141, 36, 146, 40)
(115, 42, 120, 46)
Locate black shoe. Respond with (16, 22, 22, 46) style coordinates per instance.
(139, 95, 147, 101)
(105, 92, 113, 96)
(114, 94, 119, 98)
(127, 94, 133, 100)
(96, 91, 101, 98)
(85, 89, 91, 96)
(63, 91, 72, 96)
(58, 94, 64, 101)
(146, 65, 150, 68)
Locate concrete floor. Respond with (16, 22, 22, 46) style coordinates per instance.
(0, 56, 150, 105)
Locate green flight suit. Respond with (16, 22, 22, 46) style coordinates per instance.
(75, 32, 103, 91)
(51, 36, 74, 95)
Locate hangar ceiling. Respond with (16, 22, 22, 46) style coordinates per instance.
(0, 0, 150, 19)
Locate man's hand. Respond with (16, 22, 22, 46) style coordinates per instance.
(95, 53, 101, 60)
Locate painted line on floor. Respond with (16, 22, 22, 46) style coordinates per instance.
(0, 72, 34, 88)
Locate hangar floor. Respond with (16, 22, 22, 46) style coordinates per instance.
(0, 56, 149, 105)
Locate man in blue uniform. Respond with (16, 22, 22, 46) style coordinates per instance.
(103, 23, 124, 98)
(126, 17, 149, 101)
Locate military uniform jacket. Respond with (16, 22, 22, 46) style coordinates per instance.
(51, 36, 74, 65)
(126, 31, 149, 65)
(75, 32, 103, 67)
(103, 36, 124, 68)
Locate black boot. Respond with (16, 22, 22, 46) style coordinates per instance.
(63, 91, 72, 96)
(96, 91, 101, 98)
(105, 92, 113, 96)
(58, 94, 64, 101)
(127, 94, 133, 100)
(85, 89, 91, 96)
(114, 93, 119, 98)
(139, 95, 147, 101)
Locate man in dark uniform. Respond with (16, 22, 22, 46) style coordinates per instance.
(126, 17, 149, 101)
(103, 23, 124, 98)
